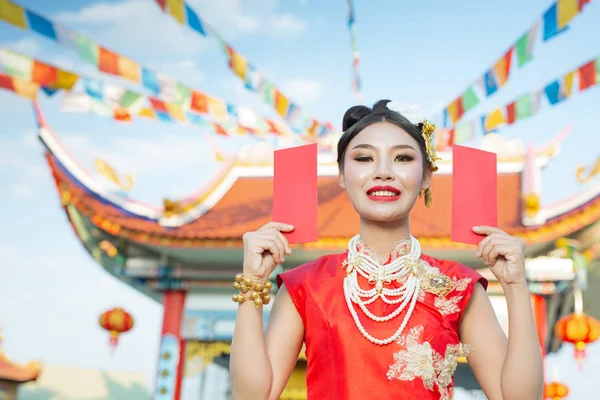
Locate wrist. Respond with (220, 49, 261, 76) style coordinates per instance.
(501, 280, 529, 294)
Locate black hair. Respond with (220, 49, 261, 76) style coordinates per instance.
(337, 99, 429, 169)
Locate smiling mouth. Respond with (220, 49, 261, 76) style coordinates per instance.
(367, 190, 399, 197)
(366, 187, 401, 201)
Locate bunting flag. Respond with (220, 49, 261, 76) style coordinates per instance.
(436, 54, 599, 149)
(436, 0, 591, 127)
(0, 48, 294, 138)
(0, 0, 297, 137)
(153, 0, 335, 137)
(347, 0, 361, 101)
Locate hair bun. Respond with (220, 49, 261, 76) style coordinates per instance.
(342, 105, 371, 131)
(371, 99, 392, 113)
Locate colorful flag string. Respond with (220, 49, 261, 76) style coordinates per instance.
(0, 0, 301, 137)
(347, 0, 362, 101)
(435, 53, 600, 150)
(153, 0, 335, 137)
(435, 0, 592, 128)
(0, 48, 294, 138)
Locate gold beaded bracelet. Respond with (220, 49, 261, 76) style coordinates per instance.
(231, 273, 273, 308)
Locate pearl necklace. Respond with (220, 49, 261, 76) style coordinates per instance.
(343, 234, 422, 345)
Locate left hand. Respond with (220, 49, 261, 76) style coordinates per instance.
(473, 226, 527, 287)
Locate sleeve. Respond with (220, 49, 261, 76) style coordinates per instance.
(276, 267, 308, 327)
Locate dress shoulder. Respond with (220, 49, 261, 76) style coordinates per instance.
(275, 252, 345, 327)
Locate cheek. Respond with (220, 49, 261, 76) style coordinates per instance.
(343, 162, 372, 186)
(393, 163, 423, 185)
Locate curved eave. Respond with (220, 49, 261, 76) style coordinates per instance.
(0, 355, 41, 383)
(36, 102, 566, 230)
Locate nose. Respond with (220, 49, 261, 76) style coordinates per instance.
(373, 158, 394, 181)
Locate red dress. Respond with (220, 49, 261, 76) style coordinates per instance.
(277, 240, 488, 400)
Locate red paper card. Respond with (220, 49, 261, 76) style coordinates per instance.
(451, 145, 498, 245)
(273, 143, 318, 244)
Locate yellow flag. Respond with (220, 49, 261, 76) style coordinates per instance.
(557, 0, 579, 29)
(484, 108, 505, 131)
(208, 96, 227, 119)
(167, 0, 185, 24)
(138, 108, 156, 119)
(0, 0, 26, 29)
(231, 52, 248, 80)
(165, 103, 186, 122)
(53, 70, 79, 90)
(117, 56, 141, 83)
(562, 71, 575, 97)
(12, 77, 39, 100)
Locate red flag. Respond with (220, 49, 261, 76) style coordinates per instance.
(98, 47, 119, 75)
(32, 61, 58, 86)
(506, 101, 517, 124)
(149, 97, 168, 112)
(578, 60, 596, 91)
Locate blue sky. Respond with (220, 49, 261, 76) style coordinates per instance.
(0, 0, 598, 397)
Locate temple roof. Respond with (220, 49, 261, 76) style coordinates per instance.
(36, 104, 600, 252)
(0, 353, 41, 383)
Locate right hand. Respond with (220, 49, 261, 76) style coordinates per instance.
(242, 222, 295, 281)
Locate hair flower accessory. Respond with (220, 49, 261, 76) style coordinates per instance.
(386, 101, 425, 125)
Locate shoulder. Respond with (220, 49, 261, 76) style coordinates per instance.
(276, 252, 345, 290)
(422, 254, 488, 291)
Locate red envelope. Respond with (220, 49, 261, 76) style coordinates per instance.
(451, 145, 498, 245)
(273, 143, 318, 244)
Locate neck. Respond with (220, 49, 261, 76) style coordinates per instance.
(358, 216, 411, 260)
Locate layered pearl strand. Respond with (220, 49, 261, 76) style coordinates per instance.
(343, 234, 422, 345)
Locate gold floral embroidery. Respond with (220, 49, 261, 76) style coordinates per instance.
(434, 296, 462, 316)
(453, 277, 471, 292)
(387, 325, 472, 400)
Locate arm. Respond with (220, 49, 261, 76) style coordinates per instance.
(460, 283, 543, 400)
(230, 284, 304, 400)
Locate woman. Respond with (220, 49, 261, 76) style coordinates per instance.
(230, 100, 543, 400)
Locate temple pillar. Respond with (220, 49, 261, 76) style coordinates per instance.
(154, 290, 187, 400)
(531, 294, 547, 383)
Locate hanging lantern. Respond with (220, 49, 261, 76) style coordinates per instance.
(555, 312, 600, 370)
(544, 381, 569, 400)
(99, 307, 134, 350)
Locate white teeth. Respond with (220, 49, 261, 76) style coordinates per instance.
(369, 190, 398, 197)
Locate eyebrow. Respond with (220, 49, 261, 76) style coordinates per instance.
(351, 144, 417, 151)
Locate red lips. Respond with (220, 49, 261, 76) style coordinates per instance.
(366, 185, 401, 202)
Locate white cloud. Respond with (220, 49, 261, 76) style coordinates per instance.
(54, 0, 211, 59)
(280, 77, 324, 104)
(267, 13, 308, 34)
(6, 37, 40, 55)
(0, 130, 47, 199)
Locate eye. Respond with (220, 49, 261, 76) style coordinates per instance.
(354, 155, 373, 162)
(395, 154, 415, 162)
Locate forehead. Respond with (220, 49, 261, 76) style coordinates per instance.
(348, 121, 419, 148)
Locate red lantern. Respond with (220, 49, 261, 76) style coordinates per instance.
(544, 381, 569, 399)
(555, 312, 600, 370)
(99, 307, 134, 350)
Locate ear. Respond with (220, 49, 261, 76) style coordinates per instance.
(338, 167, 346, 189)
(420, 168, 433, 191)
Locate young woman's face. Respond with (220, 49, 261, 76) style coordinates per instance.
(339, 122, 431, 223)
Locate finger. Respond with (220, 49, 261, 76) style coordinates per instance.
(488, 245, 511, 267)
(476, 232, 508, 258)
(472, 225, 506, 236)
(273, 229, 292, 255)
(260, 221, 295, 233)
(480, 234, 504, 265)
(266, 231, 287, 261)
(255, 238, 284, 264)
